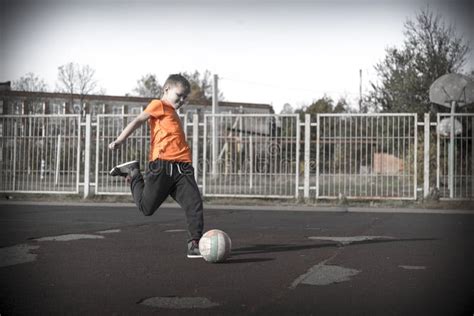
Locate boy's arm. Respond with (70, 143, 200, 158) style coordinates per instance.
(108, 111, 150, 150)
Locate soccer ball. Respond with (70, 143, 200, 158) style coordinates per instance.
(199, 229, 232, 263)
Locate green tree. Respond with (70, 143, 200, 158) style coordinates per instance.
(280, 103, 294, 114)
(182, 70, 224, 103)
(133, 73, 163, 98)
(334, 98, 350, 113)
(368, 7, 470, 115)
(305, 96, 334, 114)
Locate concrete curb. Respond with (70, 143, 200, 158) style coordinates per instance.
(1, 201, 473, 215)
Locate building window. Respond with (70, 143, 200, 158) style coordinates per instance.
(50, 102, 65, 114)
(130, 106, 142, 115)
(112, 106, 124, 115)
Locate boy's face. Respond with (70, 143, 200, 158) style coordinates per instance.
(163, 84, 190, 110)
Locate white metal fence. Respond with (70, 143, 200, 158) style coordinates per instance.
(437, 113, 474, 199)
(95, 114, 150, 195)
(314, 114, 418, 200)
(202, 114, 300, 198)
(94, 114, 198, 195)
(1, 113, 473, 200)
(0, 115, 81, 193)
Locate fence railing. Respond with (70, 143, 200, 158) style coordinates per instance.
(202, 114, 300, 198)
(1, 113, 473, 200)
(0, 115, 81, 194)
(437, 113, 474, 199)
(314, 114, 418, 200)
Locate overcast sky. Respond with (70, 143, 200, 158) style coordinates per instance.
(1, 0, 472, 113)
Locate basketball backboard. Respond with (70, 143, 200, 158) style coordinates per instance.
(429, 73, 474, 108)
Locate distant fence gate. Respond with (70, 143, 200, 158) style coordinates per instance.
(1, 113, 473, 201)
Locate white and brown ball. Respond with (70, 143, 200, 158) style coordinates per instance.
(199, 229, 232, 263)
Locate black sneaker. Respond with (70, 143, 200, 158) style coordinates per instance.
(109, 160, 140, 177)
(187, 240, 202, 259)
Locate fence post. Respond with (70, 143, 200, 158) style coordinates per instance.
(192, 114, 199, 183)
(295, 116, 301, 199)
(84, 114, 91, 199)
(414, 114, 418, 200)
(315, 115, 320, 199)
(424, 113, 430, 199)
(211, 75, 219, 177)
(304, 114, 311, 199)
(55, 134, 61, 185)
(13, 121, 17, 190)
(249, 136, 253, 189)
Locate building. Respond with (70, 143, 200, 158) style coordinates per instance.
(0, 82, 273, 118)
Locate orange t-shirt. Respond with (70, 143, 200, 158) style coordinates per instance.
(144, 100, 192, 163)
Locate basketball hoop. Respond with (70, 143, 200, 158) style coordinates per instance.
(429, 73, 474, 199)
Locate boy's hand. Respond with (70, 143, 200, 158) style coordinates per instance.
(108, 140, 122, 150)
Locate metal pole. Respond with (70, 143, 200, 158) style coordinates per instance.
(212, 74, 218, 177)
(304, 114, 311, 199)
(436, 114, 440, 192)
(249, 136, 253, 189)
(413, 114, 418, 200)
(295, 117, 301, 198)
(192, 114, 199, 183)
(202, 116, 208, 196)
(423, 113, 430, 199)
(13, 121, 17, 190)
(448, 102, 456, 198)
(55, 134, 61, 185)
(84, 114, 91, 198)
(315, 115, 320, 199)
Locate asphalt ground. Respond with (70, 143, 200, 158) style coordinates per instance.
(0, 202, 473, 315)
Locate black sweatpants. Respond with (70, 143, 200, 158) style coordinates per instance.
(130, 159, 204, 241)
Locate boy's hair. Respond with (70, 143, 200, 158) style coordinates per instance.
(164, 74, 191, 93)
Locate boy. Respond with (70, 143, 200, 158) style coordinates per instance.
(108, 74, 203, 258)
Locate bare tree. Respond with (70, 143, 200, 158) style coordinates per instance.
(11, 73, 49, 114)
(12, 72, 48, 92)
(56, 62, 99, 114)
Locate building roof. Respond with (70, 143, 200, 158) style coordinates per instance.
(1, 89, 273, 111)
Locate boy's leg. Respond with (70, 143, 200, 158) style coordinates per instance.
(130, 164, 172, 216)
(170, 169, 204, 242)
